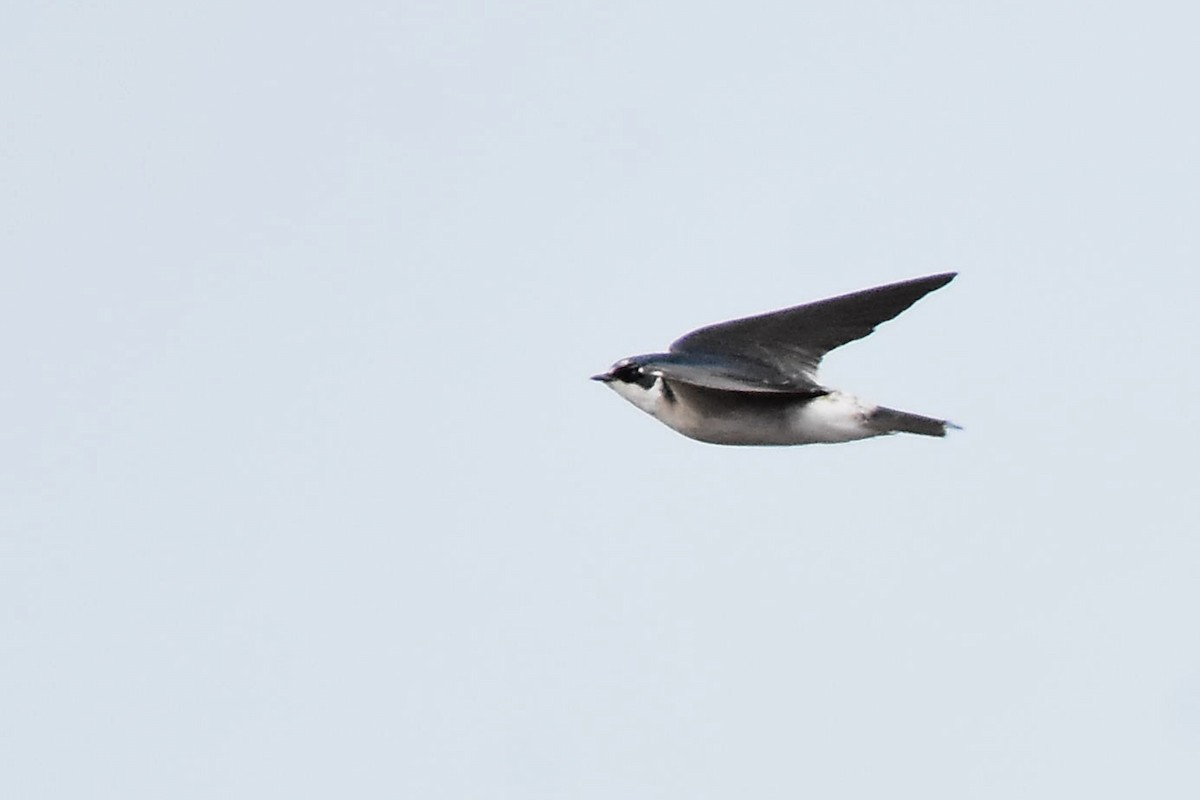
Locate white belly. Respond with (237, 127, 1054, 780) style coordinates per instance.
(786, 391, 879, 443)
(651, 383, 879, 446)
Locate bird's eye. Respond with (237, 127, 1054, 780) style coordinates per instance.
(614, 364, 640, 382)
(613, 363, 657, 389)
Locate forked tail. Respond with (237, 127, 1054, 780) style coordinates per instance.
(869, 406, 960, 438)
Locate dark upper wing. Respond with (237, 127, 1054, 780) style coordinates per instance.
(670, 273, 956, 387)
(634, 352, 822, 394)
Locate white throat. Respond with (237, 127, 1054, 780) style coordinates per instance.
(606, 376, 666, 416)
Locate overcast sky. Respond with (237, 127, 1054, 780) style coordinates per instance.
(3, 2, 1199, 798)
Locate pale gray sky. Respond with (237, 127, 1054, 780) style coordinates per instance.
(3, 2, 1199, 798)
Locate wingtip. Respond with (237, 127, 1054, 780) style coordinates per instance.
(886, 271, 957, 293)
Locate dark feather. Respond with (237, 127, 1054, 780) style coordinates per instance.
(669, 273, 956, 387)
(624, 352, 824, 394)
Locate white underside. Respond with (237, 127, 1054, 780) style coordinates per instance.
(607, 378, 881, 446)
(784, 391, 880, 443)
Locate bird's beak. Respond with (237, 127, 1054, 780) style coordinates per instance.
(591, 372, 613, 382)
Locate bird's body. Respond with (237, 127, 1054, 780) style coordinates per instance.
(593, 273, 959, 447)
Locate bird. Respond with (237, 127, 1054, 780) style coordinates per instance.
(591, 273, 959, 446)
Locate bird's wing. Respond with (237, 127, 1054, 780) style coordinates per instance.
(635, 352, 824, 394)
(669, 273, 956, 387)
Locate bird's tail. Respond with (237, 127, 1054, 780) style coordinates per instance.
(868, 406, 960, 438)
